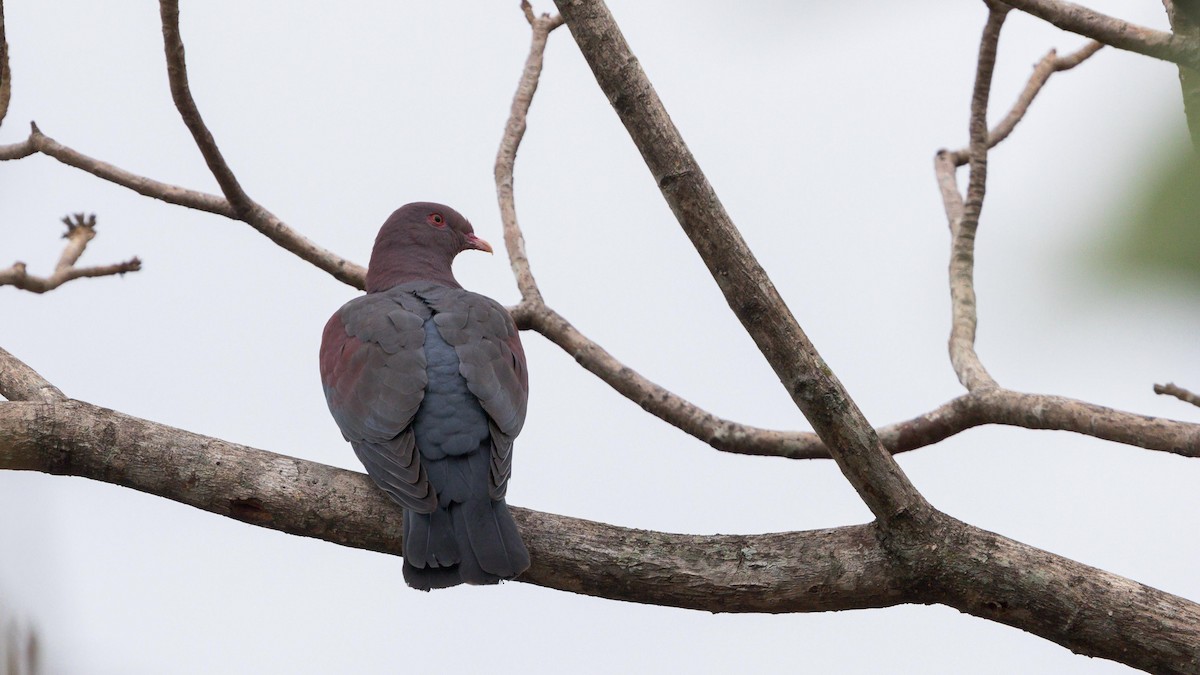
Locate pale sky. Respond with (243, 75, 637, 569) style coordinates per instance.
(2, 1, 1198, 673)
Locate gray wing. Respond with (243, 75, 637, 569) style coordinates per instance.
(319, 290, 438, 512)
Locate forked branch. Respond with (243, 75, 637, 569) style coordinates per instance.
(946, 40, 1103, 165)
(1002, 0, 1200, 69)
(0, 214, 141, 294)
(2, 3, 1200, 671)
(0, 5, 366, 290)
(495, 3, 563, 305)
(494, 7, 817, 464)
(553, 0, 927, 521)
(0, 386, 1196, 672)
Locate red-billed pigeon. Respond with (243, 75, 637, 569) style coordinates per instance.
(319, 202, 530, 589)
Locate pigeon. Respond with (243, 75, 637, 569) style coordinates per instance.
(319, 202, 530, 589)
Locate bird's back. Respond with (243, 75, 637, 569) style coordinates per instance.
(321, 281, 530, 589)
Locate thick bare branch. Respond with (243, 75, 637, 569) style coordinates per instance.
(0, 348, 64, 403)
(1156, 382, 1200, 408)
(918, 511, 1200, 675)
(3, 398, 1199, 671)
(0, 399, 904, 614)
(1002, 0, 1200, 69)
(552, 0, 927, 522)
(1, 214, 141, 294)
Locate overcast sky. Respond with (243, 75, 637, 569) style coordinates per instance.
(2, 1, 1198, 673)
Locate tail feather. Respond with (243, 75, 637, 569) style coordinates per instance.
(402, 497, 529, 591)
(462, 496, 529, 576)
(401, 435, 529, 590)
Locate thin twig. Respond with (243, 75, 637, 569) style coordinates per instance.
(0, 347, 65, 402)
(0, 124, 366, 289)
(513, 303, 811, 455)
(156, 1, 367, 289)
(0, 0, 11, 129)
(1002, 0, 1200, 69)
(494, 6, 813, 464)
(495, 5, 563, 304)
(0, 5, 363, 290)
(948, 40, 1103, 165)
(159, 0, 253, 216)
(947, 5, 1007, 392)
(0, 214, 141, 294)
(30, 123, 233, 214)
(1155, 382, 1200, 409)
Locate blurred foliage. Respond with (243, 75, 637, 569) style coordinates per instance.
(1, 614, 38, 675)
(1107, 142, 1200, 285)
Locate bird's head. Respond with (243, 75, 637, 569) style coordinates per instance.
(366, 202, 493, 292)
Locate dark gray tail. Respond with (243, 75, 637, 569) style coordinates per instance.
(402, 496, 530, 591)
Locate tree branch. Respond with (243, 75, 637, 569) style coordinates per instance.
(552, 0, 928, 522)
(1155, 382, 1200, 408)
(494, 7, 818, 466)
(0, 347, 64, 403)
(1164, 0, 1200, 150)
(27, 123, 234, 214)
(156, 1, 365, 289)
(948, 5, 1008, 392)
(2, 395, 1198, 671)
(495, 3, 563, 305)
(3, 4, 1198, 670)
(513, 303, 811, 457)
(159, 0, 253, 217)
(947, 40, 1103, 165)
(1, 2, 371, 292)
(743, 389, 1200, 461)
(0, 0, 10, 129)
(0, 213, 142, 294)
(1002, 0, 1200, 69)
(0, 398, 905, 614)
(0, 122, 366, 289)
(919, 511, 1200, 675)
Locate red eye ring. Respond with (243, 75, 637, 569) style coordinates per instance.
(428, 213, 446, 228)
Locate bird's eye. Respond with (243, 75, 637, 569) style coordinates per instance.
(428, 213, 446, 228)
